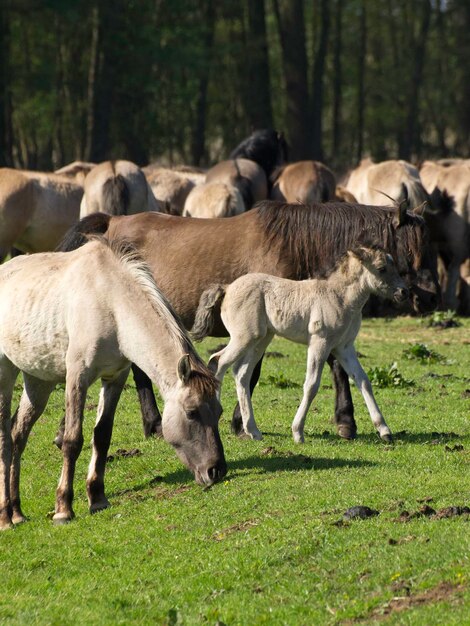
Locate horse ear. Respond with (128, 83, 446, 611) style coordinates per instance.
(394, 194, 408, 227)
(350, 246, 371, 263)
(413, 201, 428, 216)
(177, 354, 192, 384)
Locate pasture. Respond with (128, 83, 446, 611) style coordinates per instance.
(1, 316, 468, 625)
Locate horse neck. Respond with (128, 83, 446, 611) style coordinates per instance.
(326, 259, 373, 313)
(114, 282, 191, 398)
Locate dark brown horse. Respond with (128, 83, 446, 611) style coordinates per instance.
(57, 201, 440, 443)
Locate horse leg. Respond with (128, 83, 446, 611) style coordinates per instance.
(231, 356, 264, 436)
(131, 364, 162, 438)
(53, 370, 87, 524)
(327, 354, 357, 440)
(334, 346, 392, 442)
(0, 359, 17, 530)
(291, 342, 327, 443)
(86, 370, 128, 514)
(10, 375, 54, 524)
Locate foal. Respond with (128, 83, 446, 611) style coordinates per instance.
(192, 246, 408, 443)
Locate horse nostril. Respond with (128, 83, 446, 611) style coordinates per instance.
(207, 462, 227, 484)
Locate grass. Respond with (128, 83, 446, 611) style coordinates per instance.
(1, 317, 469, 625)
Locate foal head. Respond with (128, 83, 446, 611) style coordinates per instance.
(162, 354, 227, 488)
(349, 246, 409, 304)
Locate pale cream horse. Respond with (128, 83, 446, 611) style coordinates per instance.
(346, 158, 430, 208)
(183, 181, 245, 218)
(0, 239, 226, 529)
(192, 246, 408, 443)
(0, 168, 83, 260)
(80, 160, 160, 217)
(143, 166, 205, 215)
(55, 161, 97, 184)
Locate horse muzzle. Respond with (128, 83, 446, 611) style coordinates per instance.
(393, 287, 409, 304)
(195, 460, 227, 487)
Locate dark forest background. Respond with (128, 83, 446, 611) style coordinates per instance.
(0, 0, 469, 173)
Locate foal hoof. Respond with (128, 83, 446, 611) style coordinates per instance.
(380, 432, 394, 444)
(12, 513, 27, 525)
(336, 423, 357, 440)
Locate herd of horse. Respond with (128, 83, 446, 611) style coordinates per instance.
(0, 128, 467, 529)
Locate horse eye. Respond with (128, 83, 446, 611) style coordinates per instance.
(378, 266, 387, 274)
(187, 409, 199, 420)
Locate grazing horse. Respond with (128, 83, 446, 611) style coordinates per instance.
(270, 160, 336, 203)
(80, 160, 160, 218)
(230, 129, 289, 181)
(183, 181, 245, 218)
(143, 166, 205, 216)
(205, 158, 268, 210)
(56, 201, 440, 444)
(0, 239, 226, 529)
(192, 246, 408, 442)
(0, 168, 83, 260)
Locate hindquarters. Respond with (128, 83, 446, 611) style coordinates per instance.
(270, 161, 336, 203)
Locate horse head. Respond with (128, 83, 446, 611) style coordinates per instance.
(162, 355, 227, 487)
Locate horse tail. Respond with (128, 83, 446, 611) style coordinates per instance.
(400, 180, 430, 213)
(56, 212, 112, 252)
(102, 174, 130, 216)
(191, 284, 226, 341)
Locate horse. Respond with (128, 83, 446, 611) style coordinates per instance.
(143, 166, 205, 216)
(345, 158, 430, 209)
(334, 186, 357, 203)
(229, 129, 289, 181)
(0, 239, 226, 529)
(270, 160, 336, 203)
(183, 181, 245, 218)
(0, 168, 83, 261)
(191, 246, 408, 442)
(80, 160, 160, 218)
(205, 158, 268, 210)
(419, 160, 470, 311)
(56, 201, 440, 445)
(55, 161, 97, 183)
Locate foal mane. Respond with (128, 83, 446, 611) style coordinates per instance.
(91, 237, 217, 393)
(256, 201, 427, 278)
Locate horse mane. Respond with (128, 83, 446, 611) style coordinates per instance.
(270, 164, 287, 185)
(255, 201, 427, 278)
(91, 237, 218, 393)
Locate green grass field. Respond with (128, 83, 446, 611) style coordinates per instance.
(0, 316, 469, 625)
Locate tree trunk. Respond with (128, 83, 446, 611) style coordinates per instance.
(244, 0, 273, 130)
(311, 0, 330, 161)
(399, 0, 431, 160)
(0, 1, 13, 167)
(190, 0, 215, 166)
(332, 0, 343, 163)
(356, 1, 367, 163)
(273, 0, 310, 160)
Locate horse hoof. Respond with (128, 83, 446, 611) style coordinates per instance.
(89, 499, 111, 514)
(0, 520, 13, 531)
(249, 431, 263, 441)
(53, 434, 63, 449)
(12, 513, 27, 525)
(380, 432, 393, 444)
(52, 513, 73, 525)
(336, 424, 357, 440)
(292, 433, 305, 444)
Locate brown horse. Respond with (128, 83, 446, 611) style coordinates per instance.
(57, 202, 439, 444)
(205, 158, 268, 210)
(0, 168, 83, 260)
(270, 161, 336, 203)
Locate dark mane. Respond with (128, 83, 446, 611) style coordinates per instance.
(186, 358, 220, 397)
(255, 201, 427, 279)
(230, 129, 288, 179)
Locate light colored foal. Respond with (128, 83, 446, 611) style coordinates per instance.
(192, 246, 408, 443)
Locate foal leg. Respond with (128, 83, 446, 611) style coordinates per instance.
(86, 370, 128, 514)
(131, 364, 162, 438)
(10, 375, 54, 524)
(334, 347, 392, 442)
(291, 342, 328, 443)
(0, 360, 17, 530)
(327, 355, 357, 440)
(230, 357, 264, 436)
(53, 370, 87, 524)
